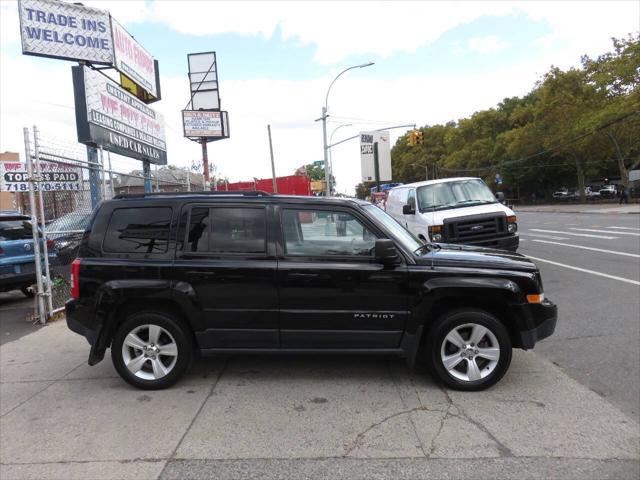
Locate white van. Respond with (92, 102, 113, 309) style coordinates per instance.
(386, 177, 519, 251)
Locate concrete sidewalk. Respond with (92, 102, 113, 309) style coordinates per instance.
(515, 203, 640, 214)
(1, 320, 638, 480)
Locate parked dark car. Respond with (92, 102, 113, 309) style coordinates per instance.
(66, 192, 557, 391)
(0, 211, 54, 296)
(47, 212, 92, 265)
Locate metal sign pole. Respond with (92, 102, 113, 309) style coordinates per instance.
(23, 128, 46, 324)
(33, 126, 53, 317)
(142, 160, 152, 193)
(87, 146, 101, 208)
(99, 146, 107, 199)
(201, 139, 210, 190)
(374, 141, 381, 193)
(267, 125, 277, 193)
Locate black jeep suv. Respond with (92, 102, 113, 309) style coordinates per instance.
(66, 192, 557, 390)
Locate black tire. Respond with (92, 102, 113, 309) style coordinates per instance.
(426, 309, 512, 391)
(20, 286, 34, 298)
(111, 311, 193, 390)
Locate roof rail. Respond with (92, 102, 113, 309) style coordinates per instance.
(112, 190, 272, 200)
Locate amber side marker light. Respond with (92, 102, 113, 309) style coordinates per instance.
(526, 293, 545, 304)
(507, 215, 517, 223)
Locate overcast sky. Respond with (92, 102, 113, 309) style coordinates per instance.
(1, 0, 638, 194)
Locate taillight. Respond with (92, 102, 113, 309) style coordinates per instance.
(70, 259, 81, 299)
(46, 239, 55, 250)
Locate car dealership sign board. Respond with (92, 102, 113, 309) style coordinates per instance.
(182, 110, 231, 138)
(0, 162, 82, 192)
(111, 18, 158, 98)
(360, 131, 392, 182)
(72, 66, 167, 164)
(19, 0, 113, 64)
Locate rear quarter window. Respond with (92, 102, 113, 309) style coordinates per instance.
(0, 219, 33, 241)
(102, 207, 172, 255)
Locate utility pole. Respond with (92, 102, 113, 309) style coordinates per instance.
(267, 124, 277, 193)
(321, 106, 330, 196)
(374, 141, 381, 193)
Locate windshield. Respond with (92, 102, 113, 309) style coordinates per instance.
(417, 179, 496, 211)
(47, 213, 91, 232)
(363, 205, 422, 252)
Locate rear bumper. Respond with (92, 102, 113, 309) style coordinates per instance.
(0, 272, 35, 290)
(516, 299, 558, 349)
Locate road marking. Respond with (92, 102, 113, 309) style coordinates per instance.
(530, 239, 640, 258)
(569, 228, 640, 236)
(525, 255, 640, 286)
(520, 232, 569, 240)
(530, 228, 618, 240)
(609, 226, 640, 231)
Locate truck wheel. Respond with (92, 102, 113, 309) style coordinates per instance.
(111, 311, 193, 390)
(427, 309, 512, 391)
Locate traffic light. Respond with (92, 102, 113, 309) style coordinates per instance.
(406, 130, 423, 147)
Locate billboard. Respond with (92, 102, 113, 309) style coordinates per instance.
(111, 18, 159, 99)
(188, 52, 220, 110)
(72, 66, 167, 164)
(0, 161, 82, 192)
(19, 0, 113, 64)
(182, 110, 230, 138)
(360, 131, 392, 182)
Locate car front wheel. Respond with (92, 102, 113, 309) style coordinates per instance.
(111, 311, 192, 390)
(427, 309, 512, 391)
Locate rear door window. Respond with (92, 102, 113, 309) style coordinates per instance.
(185, 206, 266, 255)
(103, 207, 172, 254)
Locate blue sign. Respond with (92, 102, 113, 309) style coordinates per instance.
(495, 173, 503, 185)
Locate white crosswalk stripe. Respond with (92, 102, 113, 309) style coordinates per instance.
(529, 239, 640, 258)
(569, 228, 640, 237)
(529, 229, 618, 240)
(609, 226, 640, 231)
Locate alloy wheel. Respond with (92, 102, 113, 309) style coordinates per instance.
(121, 324, 178, 380)
(440, 322, 500, 382)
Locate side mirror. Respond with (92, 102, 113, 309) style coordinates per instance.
(402, 204, 415, 215)
(374, 239, 400, 265)
(495, 192, 505, 203)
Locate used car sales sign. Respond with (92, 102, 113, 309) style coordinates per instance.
(72, 66, 167, 165)
(0, 162, 82, 192)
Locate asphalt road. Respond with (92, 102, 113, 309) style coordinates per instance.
(0, 291, 38, 346)
(516, 210, 640, 419)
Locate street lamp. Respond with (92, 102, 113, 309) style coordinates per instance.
(327, 123, 352, 194)
(318, 62, 374, 196)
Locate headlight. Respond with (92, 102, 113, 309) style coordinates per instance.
(507, 215, 517, 233)
(429, 225, 443, 242)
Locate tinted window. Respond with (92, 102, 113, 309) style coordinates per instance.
(282, 209, 376, 256)
(185, 207, 266, 254)
(103, 207, 171, 254)
(186, 207, 209, 252)
(0, 219, 33, 241)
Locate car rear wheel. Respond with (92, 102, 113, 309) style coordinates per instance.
(111, 312, 192, 390)
(427, 309, 512, 391)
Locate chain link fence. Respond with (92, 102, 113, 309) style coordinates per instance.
(10, 126, 204, 323)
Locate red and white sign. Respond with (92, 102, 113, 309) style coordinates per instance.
(0, 162, 82, 192)
(111, 18, 157, 97)
(183, 111, 222, 137)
